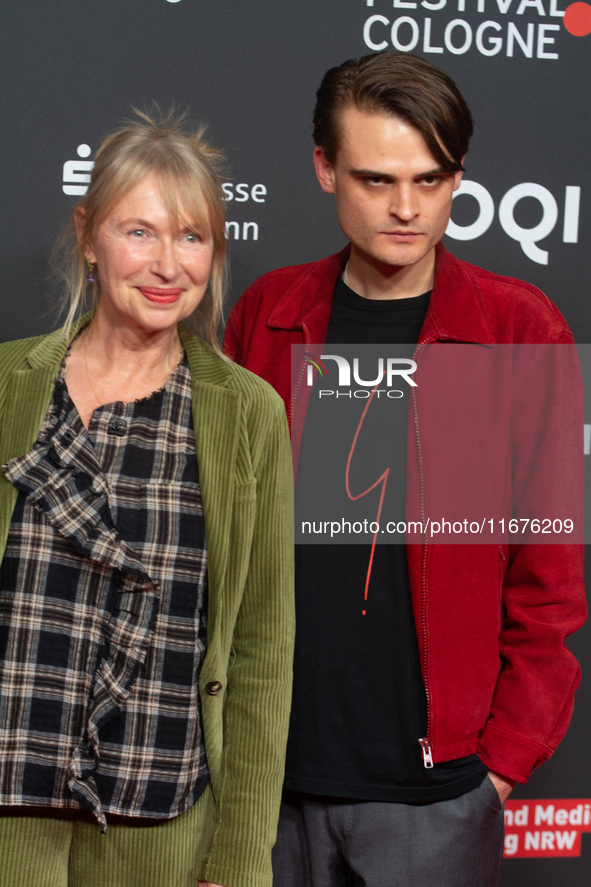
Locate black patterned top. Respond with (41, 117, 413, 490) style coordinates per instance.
(0, 354, 208, 830)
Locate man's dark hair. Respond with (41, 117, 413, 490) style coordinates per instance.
(313, 51, 474, 173)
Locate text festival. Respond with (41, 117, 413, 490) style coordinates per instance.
(363, 0, 568, 59)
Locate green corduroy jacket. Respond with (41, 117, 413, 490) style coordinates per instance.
(0, 319, 295, 887)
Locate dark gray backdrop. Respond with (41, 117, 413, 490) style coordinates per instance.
(1, 1, 590, 882)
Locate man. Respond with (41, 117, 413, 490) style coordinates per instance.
(225, 52, 585, 886)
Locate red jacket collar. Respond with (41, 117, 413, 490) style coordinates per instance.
(423, 243, 496, 344)
(267, 247, 350, 334)
(267, 242, 496, 345)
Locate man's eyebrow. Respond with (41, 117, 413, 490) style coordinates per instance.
(350, 167, 449, 178)
(415, 167, 449, 177)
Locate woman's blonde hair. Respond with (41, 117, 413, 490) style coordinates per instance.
(54, 108, 227, 353)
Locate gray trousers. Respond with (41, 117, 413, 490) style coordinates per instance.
(272, 776, 504, 887)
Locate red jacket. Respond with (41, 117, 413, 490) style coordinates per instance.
(225, 243, 586, 784)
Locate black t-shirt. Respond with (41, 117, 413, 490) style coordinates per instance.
(284, 276, 487, 803)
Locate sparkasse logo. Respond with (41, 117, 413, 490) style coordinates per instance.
(61, 147, 265, 243)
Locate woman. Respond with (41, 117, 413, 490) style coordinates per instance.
(0, 111, 294, 887)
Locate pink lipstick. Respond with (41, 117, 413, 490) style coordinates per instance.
(139, 287, 184, 304)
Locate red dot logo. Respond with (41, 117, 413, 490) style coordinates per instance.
(564, 2, 591, 35)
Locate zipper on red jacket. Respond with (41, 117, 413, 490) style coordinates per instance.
(287, 323, 311, 428)
(419, 737, 434, 768)
(413, 338, 436, 768)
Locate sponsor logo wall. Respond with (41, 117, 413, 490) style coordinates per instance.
(362, 0, 590, 60)
(504, 799, 591, 857)
(1, 1, 589, 882)
(62, 146, 267, 242)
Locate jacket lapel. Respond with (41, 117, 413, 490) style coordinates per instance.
(0, 365, 58, 465)
(419, 244, 496, 344)
(267, 247, 349, 339)
(0, 325, 79, 556)
(0, 365, 60, 554)
(181, 329, 241, 636)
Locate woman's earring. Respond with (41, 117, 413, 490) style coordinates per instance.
(86, 260, 96, 284)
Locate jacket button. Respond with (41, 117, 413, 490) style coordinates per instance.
(206, 680, 223, 696)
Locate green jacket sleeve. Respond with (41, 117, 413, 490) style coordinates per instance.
(199, 393, 294, 887)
